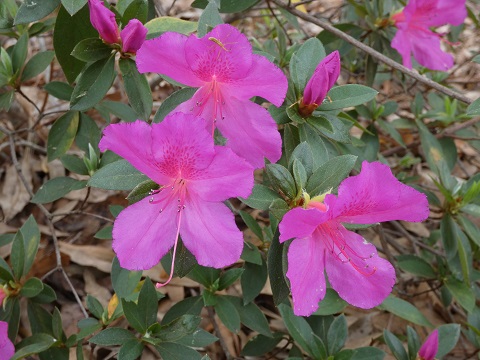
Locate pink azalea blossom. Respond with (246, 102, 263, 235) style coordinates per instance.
(88, 0, 147, 53)
(0, 321, 14, 359)
(98, 113, 254, 284)
(279, 161, 429, 316)
(136, 24, 288, 168)
(418, 329, 439, 360)
(0, 287, 5, 306)
(299, 50, 340, 117)
(391, 0, 467, 70)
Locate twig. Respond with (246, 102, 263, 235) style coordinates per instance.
(51, 211, 114, 223)
(391, 221, 444, 257)
(270, 0, 473, 105)
(207, 306, 233, 360)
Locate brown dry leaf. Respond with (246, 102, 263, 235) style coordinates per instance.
(0, 160, 32, 221)
(59, 242, 114, 273)
(84, 269, 112, 307)
(400, 221, 430, 238)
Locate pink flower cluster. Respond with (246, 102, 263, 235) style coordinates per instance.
(0, 320, 14, 359)
(391, 0, 467, 70)
(88, 0, 147, 54)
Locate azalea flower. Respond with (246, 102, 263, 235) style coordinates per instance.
(88, 0, 147, 54)
(418, 329, 439, 360)
(391, 0, 467, 70)
(298, 50, 340, 117)
(98, 113, 254, 285)
(279, 161, 429, 316)
(0, 321, 14, 359)
(0, 287, 5, 306)
(136, 24, 288, 168)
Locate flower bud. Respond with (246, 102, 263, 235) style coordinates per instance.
(88, 0, 119, 44)
(120, 19, 148, 54)
(418, 329, 439, 360)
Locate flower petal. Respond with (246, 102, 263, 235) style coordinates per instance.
(88, 0, 119, 44)
(434, 0, 466, 26)
(112, 194, 178, 270)
(419, 329, 439, 360)
(0, 321, 14, 359)
(410, 30, 454, 71)
(330, 161, 429, 224)
(99, 120, 170, 185)
(173, 86, 216, 133)
(185, 24, 253, 82)
(216, 97, 282, 168)
(136, 32, 204, 87)
(223, 54, 288, 106)
(150, 112, 215, 178)
(303, 65, 329, 105)
(181, 198, 243, 268)
(279, 207, 326, 243)
(189, 146, 254, 201)
(324, 224, 395, 308)
(120, 19, 147, 54)
(391, 27, 413, 69)
(286, 237, 327, 316)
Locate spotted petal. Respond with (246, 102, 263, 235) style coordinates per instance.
(279, 207, 326, 243)
(0, 321, 14, 360)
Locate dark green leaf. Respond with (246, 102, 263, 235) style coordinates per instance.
(267, 230, 289, 305)
(97, 100, 138, 122)
(298, 122, 329, 169)
(215, 296, 241, 333)
(440, 214, 458, 260)
(20, 215, 40, 276)
(70, 55, 116, 111)
(155, 342, 202, 360)
(61, 0, 87, 15)
(31, 177, 87, 204)
(11, 334, 56, 360)
(21, 51, 55, 82)
(317, 85, 378, 111)
(119, 58, 152, 120)
(197, 0, 222, 38)
(313, 288, 347, 316)
(11, 32, 29, 73)
(266, 164, 296, 199)
(27, 302, 53, 335)
(52, 307, 65, 342)
(444, 276, 475, 311)
(54, 5, 98, 83)
(327, 314, 347, 355)
(396, 255, 436, 278)
(30, 283, 57, 304)
(192, 0, 258, 13)
(188, 266, 221, 288)
(10, 231, 25, 280)
(239, 184, 281, 210)
(241, 242, 262, 265)
(406, 326, 420, 360)
(155, 315, 201, 342)
(466, 97, 480, 116)
(47, 111, 80, 161)
(43, 81, 73, 101)
(378, 295, 433, 327)
(241, 332, 283, 357)
(118, 339, 143, 360)
(162, 296, 203, 325)
(71, 38, 113, 62)
(436, 323, 461, 358)
(19, 277, 43, 298)
(225, 296, 272, 337)
(89, 328, 136, 346)
(175, 329, 218, 347)
(241, 259, 267, 304)
(383, 329, 408, 360)
(351, 346, 385, 360)
(86, 295, 104, 319)
(14, 0, 59, 24)
(0, 90, 14, 111)
(76, 113, 101, 153)
(289, 37, 325, 93)
(306, 155, 357, 196)
(153, 87, 196, 123)
(239, 211, 263, 241)
(112, 256, 142, 299)
(61, 154, 89, 175)
(218, 268, 244, 290)
(89, 159, 148, 190)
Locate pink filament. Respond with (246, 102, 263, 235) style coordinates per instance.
(156, 211, 182, 288)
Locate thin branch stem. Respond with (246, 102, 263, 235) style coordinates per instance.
(207, 306, 233, 360)
(270, 0, 473, 104)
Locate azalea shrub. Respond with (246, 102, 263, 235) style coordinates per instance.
(0, 0, 479, 359)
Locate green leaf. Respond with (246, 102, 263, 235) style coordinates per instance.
(289, 142, 314, 177)
(327, 314, 347, 355)
(11, 32, 28, 73)
(241, 332, 283, 357)
(155, 342, 202, 360)
(225, 296, 272, 337)
(52, 307, 65, 342)
(239, 184, 281, 210)
(197, 0, 222, 38)
(297, 122, 329, 169)
(218, 268, 244, 290)
(383, 329, 408, 360)
(444, 276, 475, 311)
(10, 231, 25, 279)
(192, 0, 259, 13)
(20, 277, 44, 298)
(175, 329, 218, 348)
(313, 289, 347, 316)
(61, 0, 87, 15)
(61, 154, 89, 175)
(54, 5, 98, 83)
(20, 215, 40, 276)
(89, 159, 148, 190)
(396, 254, 436, 278)
(47, 111, 80, 161)
(278, 303, 320, 358)
(215, 296, 241, 333)
(21, 51, 55, 82)
(136, 278, 160, 332)
(44, 81, 74, 101)
(70, 55, 116, 111)
(266, 164, 296, 199)
(317, 85, 378, 111)
(145, 16, 197, 39)
(307, 114, 351, 143)
(239, 211, 263, 241)
(267, 230, 290, 305)
(0, 90, 14, 111)
(89, 328, 136, 346)
(289, 37, 325, 93)
(241, 242, 263, 265)
(436, 324, 461, 358)
(31, 177, 87, 204)
(11, 334, 56, 360)
(306, 155, 357, 196)
(111, 256, 142, 299)
(241, 258, 267, 304)
(153, 87, 196, 123)
(406, 326, 420, 360)
(97, 100, 138, 123)
(71, 38, 113, 62)
(440, 214, 458, 260)
(118, 339, 144, 360)
(30, 283, 57, 304)
(119, 58, 152, 121)
(161, 296, 203, 325)
(188, 266, 221, 288)
(122, 0, 148, 24)
(378, 295, 433, 327)
(351, 347, 385, 360)
(155, 315, 201, 342)
(14, 0, 60, 24)
(466, 97, 480, 116)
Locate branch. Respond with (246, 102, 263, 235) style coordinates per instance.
(270, 0, 473, 105)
